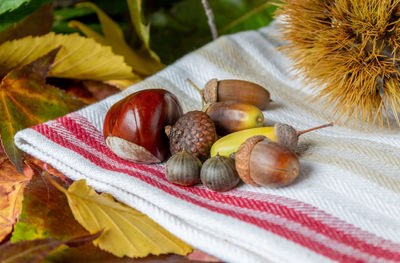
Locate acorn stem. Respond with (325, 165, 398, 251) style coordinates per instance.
(187, 78, 205, 109)
(296, 122, 334, 136)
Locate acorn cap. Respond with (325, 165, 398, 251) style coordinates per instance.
(235, 135, 268, 186)
(274, 123, 298, 152)
(167, 110, 218, 162)
(202, 78, 219, 104)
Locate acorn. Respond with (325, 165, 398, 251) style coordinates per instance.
(235, 135, 300, 187)
(165, 111, 217, 162)
(202, 79, 270, 110)
(200, 154, 240, 192)
(165, 150, 202, 186)
(211, 122, 333, 157)
(205, 101, 264, 135)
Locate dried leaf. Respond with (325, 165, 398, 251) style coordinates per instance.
(0, 47, 85, 171)
(11, 161, 88, 243)
(0, 147, 29, 243)
(0, 32, 136, 80)
(25, 156, 69, 183)
(0, 2, 54, 44)
(0, 232, 101, 263)
(45, 243, 196, 263)
(69, 2, 164, 76)
(82, 80, 123, 102)
(48, 177, 192, 258)
(102, 79, 136, 90)
(126, 0, 161, 62)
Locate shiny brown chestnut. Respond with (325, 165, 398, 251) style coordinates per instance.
(103, 89, 183, 163)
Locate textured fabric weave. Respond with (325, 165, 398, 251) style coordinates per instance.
(14, 22, 400, 263)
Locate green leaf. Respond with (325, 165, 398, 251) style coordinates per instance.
(52, 6, 95, 34)
(149, 0, 277, 63)
(218, 1, 277, 34)
(0, 0, 29, 15)
(0, 0, 51, 32)
(54, 6, 94, 21)
(127, 0, 160, 61)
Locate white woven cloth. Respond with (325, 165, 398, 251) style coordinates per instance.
(15, 21, 400, 262)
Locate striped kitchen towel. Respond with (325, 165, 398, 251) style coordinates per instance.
(14, 21, 400, 262)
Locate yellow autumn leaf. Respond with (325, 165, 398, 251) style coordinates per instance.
(69, 2, 165, 77)
(0, 32, 137, 80)
(49, 177, 192, 258)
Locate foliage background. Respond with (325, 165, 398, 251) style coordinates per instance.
(51, 0, 277, 63)
(0, 0, 277, 261)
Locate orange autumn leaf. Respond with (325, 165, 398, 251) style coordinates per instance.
(0, 147, 30, 243)
(10, 161, 88, 243)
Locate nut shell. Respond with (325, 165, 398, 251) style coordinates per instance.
(235, 135, 267, 186)
(166, 151, 202, 186)
(202, 79, 270, 109)
(103, 89, 182, 163)
(205, 101, 264, 135)
(167, 111, 217, 162)
(249, 140, 300, 187)
(200, 155, 240, 192)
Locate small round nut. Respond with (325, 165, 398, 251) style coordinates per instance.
(234, 135, 267, 186)
(200, 155, 240, 192)
(166, 150, 202, 186)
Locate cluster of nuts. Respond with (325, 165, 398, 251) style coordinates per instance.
(103, 79, 332, 192)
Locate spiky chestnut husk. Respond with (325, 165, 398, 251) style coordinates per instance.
(279, 0, 400, 126)
(165, 111, 217, 162)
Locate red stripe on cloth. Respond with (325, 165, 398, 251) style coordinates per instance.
(31, 115, 400, 261)
(60, 114, 400, 258)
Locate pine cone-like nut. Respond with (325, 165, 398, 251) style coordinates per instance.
(167, 111, 217, 162)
